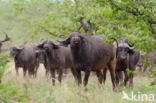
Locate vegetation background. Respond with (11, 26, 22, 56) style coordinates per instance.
(0, 0, 155, 103)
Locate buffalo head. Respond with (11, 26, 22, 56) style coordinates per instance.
(9, 46, 24, 58)
(35, 49, 47, 64)
(117, 38, 135, 61)
(9, 42, 26, 57)
(37, 40, 59, 53)
(57, 32, 84, 47)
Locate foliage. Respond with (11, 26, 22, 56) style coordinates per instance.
(7, 0, 155, 80)
(0, 53, 9, 82)
(1, 70, 156, 103)
(7, 0, 155, 52)
(0, 53, 29, 103)
(0, 82, 30, 103)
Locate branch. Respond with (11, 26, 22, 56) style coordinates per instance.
(149, 21, 156, 40)
(110, 0, 139, 16)
(77, 17, 91, 33)
(36, 23, 57, 37)
(110, 0, 156, 40)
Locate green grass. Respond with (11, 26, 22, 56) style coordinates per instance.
(1, 62, 156, 103)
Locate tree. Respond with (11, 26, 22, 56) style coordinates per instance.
(10, 0, 155, 52)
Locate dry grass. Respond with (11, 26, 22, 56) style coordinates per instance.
(1, 61, 156, 103)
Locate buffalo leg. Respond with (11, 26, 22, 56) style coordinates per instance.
(118, 71, 123, 85)
(103, 68, 107, 84)
(34, 65, 39, 78)
(124, 70, 129, 86)
(58, 67, 63, 83)
(34, 69, 38, 78)
(83, 69, 91, 91)
(46, 69, 49, 77)
(51, 69, 55, 86)
(15, 67, 19, 76)
(75, 69, 82, 86)
(96, 71, 103, 84)
(129, 72, 134, 89)
(45, 64, 49, 77)
(28, 69, 31, 77)
(71, 68, 77, 82)
(108, 64, 116, 91)
(115, 71, 119, 85)
(23, 67, 27, 78)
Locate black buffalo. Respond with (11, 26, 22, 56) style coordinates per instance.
(35, 49, 50, 77)
(146, 50, 156, 70)
(114, 38, 140, 88)
(58, 32, 117, 91)
(138, 50, 156, 72)
(37, 40, 76, 86)
(10, 44, 40, 77)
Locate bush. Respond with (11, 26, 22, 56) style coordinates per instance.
(0, 82, 30, 103)
(0, 53, 9, 82)
(0, 53, 30, 103)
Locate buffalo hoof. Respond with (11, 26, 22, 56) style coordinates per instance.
(129, 85, 134, 89)
(83, 87, 88, 91)
(119, 83, 124, 87)
(113, 87, 117, 92)
(113, 89, 117, 92)
(77, 87, 82, 95)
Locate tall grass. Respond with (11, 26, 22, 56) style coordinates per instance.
(1, 63, 156, 103)
(0, 54, 30, 103)
(0, 53, 8, 82)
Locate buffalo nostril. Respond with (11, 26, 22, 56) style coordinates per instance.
(122, 57, 126, 60)
(121, 56, 126, 60)
(44, 47, 49, 50)
(74, 41, 78, 44)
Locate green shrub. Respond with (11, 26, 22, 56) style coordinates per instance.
(0, 82, 30, 103)
(0, 53, 9, 82)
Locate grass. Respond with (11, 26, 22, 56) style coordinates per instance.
(1, 61, 156, 103)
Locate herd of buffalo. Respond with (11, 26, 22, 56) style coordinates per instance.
(0, 32, 155, 91)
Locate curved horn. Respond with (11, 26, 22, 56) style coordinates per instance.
(39, 39, 44, 44)
(16, 46, 24, 50)
(128, 41, 135, 47)
(0, 33, 10, 42)
(57, 35, 70, 46)
(57, 35, 69, 43)
(128, 41, 135, 49)
(24, 41, 27, 45)
(18, 41, 27, 48)
(57, 34, 66, 42)
(111, 37, 118, 48)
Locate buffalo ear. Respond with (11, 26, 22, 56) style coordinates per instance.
(37, 43, 44, 49)
(35, 50, 40, 58)
(16, 47, 24, 52)
(80, 35, 85, 40)
(128, 49, 135, 55)
(116, 48, 119, 57)
(58, 37, 70, 46)
(63, 37, 70, 45)
(53, 44, 59, 49)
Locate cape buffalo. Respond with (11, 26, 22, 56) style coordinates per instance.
(35, 49, 50, 77)
(57, 34, 104, 84)
(37, 40, 76, 86)
(115, 38, 140, 88)
(140, 50, 156, 72)
(10, 44, 39, 77)
(146, 50, 156, 69)
(58, 32, 116, 91)
(0, 33, 11, 53)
